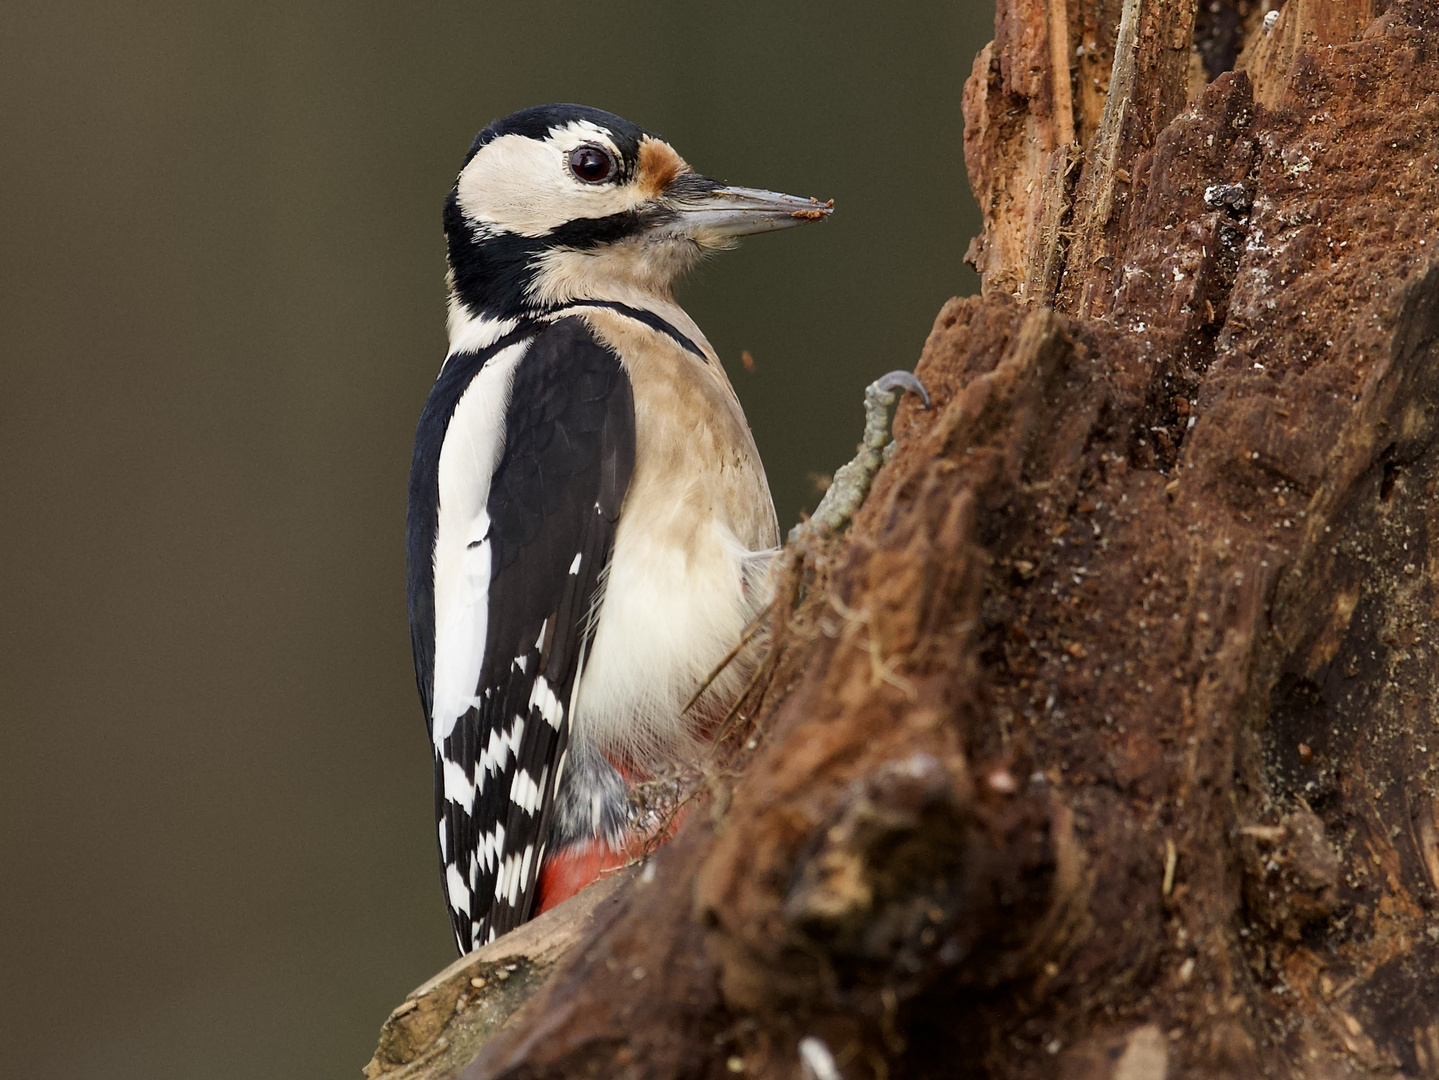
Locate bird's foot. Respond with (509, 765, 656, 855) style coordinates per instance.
(789, 370, 930, 543)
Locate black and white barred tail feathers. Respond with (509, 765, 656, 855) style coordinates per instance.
(407, 316, 635, 950)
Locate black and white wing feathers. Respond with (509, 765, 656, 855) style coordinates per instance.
(419, 315, 635, 951)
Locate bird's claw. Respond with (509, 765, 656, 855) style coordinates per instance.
(872, 369, 931, 410)
(789, 368, 930, 543)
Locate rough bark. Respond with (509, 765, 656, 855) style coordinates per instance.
(368, 1, 1439, 1076)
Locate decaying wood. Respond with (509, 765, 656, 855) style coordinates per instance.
(365, 870, 634, 1079)
(369, 1, 1439, 1076)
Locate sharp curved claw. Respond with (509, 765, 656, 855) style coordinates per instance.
(874, 369, 931, 410)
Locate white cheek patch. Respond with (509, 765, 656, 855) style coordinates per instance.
(455, 128, 650, 238)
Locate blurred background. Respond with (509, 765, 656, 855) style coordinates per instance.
(0, 2, 987, 1077)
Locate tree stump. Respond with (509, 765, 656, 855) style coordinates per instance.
(368, 1, 1439, 1075)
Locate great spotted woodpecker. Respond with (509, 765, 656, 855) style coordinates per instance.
(406, 104, 832, 952)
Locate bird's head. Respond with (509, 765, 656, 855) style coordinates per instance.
(444, 104, 831, 327)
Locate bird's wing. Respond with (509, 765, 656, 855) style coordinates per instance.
(409, 315, 635, 951)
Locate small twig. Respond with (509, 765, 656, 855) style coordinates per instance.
(866, 636, 918, 701)
(828, 593, 918, 701)
(680, 599, 775, 717)
(705, 644, 772, 759)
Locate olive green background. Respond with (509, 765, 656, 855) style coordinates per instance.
(0, 3, 987, 1077)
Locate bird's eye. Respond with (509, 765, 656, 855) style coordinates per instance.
(568, 144, 616, 184)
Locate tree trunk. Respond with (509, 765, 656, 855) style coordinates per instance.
(368, 1, 1439, 1076)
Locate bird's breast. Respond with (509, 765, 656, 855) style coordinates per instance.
(569, 307, 779, 767)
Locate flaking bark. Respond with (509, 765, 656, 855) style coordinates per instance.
(369, 1, 1439, 1076)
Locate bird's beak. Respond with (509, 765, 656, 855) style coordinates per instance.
(663, 175, 833, 246)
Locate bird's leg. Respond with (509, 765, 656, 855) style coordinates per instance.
(789, 370, 930, 543)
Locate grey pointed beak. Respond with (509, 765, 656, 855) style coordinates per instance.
(665, 177, 833, 244)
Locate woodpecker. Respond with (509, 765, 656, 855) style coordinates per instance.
(406, 103, 832, 952)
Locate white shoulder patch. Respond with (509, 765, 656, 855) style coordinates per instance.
(431, 339, 529, 748)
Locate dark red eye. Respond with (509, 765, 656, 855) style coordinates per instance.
(568, 144, 615, 184)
